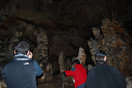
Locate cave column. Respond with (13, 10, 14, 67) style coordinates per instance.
(37, 31, 48, 65)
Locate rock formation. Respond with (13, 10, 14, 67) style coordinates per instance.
(77, 47, 86, 65)
(88, 18, 132, 77)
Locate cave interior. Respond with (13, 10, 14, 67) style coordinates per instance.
(0, 0, 132, 88)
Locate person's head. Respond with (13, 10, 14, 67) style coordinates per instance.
(72, 59, 80, 66)
(95, 50, 107, 62)
(14, 41, 30, 55)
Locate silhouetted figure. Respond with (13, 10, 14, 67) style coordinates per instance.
(1, 41, 43, 88)
(85, 50, 126, 88)
(63, 59, 87, 88)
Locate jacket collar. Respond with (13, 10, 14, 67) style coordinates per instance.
(14, 54, 31, 61)
(74, 64, 83, 68)
(96, 60, 106, 65)
(14, 54, 28, 57)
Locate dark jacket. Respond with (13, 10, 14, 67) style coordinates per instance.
(2, 54, 43, 88)
(85, 60, 126, 88)
(64, 64, 87, 88)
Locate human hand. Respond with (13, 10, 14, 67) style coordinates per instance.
(28, 52, 33, 58)
(60, 69, 65, 73)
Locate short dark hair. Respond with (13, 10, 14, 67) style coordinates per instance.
(14, 41, 30, 54)
(72, 59, 80, 64)
(95, 50, 106, 60)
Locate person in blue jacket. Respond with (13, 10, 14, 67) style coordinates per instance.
(1, 41, 43, 88)
(85, 50, 126, 88)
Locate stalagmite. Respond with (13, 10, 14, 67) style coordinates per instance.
(37, 30, 48, 65)
(58, 51, 65, 73)
(0, 81, 7, 88)
(37, 29, 53, 81)
(88, 38, 98, 64)
(126, 77, 132, 88)
(77, 47, 86, 65)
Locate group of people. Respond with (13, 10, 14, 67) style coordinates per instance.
(1, 41, 126, 88)
(64, 50, 126, 88)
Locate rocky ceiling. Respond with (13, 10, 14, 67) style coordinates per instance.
(0, 0, 132, 65)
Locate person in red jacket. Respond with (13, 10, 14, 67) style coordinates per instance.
(63, 59, 87, 88)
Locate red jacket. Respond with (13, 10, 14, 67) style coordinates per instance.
(64, 64, 87, 88)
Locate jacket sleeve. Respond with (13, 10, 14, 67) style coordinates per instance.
(33, 60, 43, 76)
(1, 68, 5, 78)
(64, 68, 75, 76)
(1, 65, 7, 78)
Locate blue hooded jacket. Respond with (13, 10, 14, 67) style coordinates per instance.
(2, 54, 43, 88)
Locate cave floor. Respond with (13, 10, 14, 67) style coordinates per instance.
(37, 75, 74, 88)
(0, 75, 74, 88)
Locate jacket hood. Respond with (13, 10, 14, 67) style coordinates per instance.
(74, 64, 83, 68)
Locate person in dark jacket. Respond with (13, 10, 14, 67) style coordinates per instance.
(85, 50, 126, 88)
(64, 59, 87, 88)
(1, 41, 43, 88)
